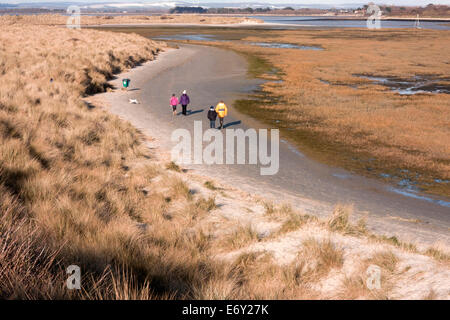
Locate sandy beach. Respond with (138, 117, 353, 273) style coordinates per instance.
(93, 43, 450, 247)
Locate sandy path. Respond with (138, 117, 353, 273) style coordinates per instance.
(95, 44, 450, 246)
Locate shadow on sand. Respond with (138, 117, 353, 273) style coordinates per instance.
(188, 109, 204, 115)
(177, 109, 204, 116)
(223, 120, 241, 128)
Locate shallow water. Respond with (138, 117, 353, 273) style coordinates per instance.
(153, 34, 218, 41)
(154, 34, 324, 51)
(320, 79, 358, 89)
(356, 75, 450, 95)
(251, 15, 450, 31)
(388, 187, 450, 208)
(281, 139, 305, 157)
(249, 42, 323, 50)
(332, 173, 351, 179)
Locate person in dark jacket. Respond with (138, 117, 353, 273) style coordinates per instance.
(179, 90, 190, 116)
(207, 106, 217, 128)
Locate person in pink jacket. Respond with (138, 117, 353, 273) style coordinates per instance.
(170, 94, 179, 116)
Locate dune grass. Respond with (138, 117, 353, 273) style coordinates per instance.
(0, 23, 194, 299)
(1, 18, 448, 300)
(0, 21, 329, 300)
(0, 14, 261, 27)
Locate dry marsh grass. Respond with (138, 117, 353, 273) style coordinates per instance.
(328, 204, 368, 236)
(263, 202, 314, 236)
(217, 200, 449, 299)
(204, 180, 219, 190)
(339, 251, 398, 300)
(194, 28, 450, 196)
(0, 24, 211, 299)
(165, 161, 182, 172)
(222, 225, 260, 250)
(300, 238, 344, 279)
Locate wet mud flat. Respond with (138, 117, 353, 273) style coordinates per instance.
(355, 74, 450, 95)
(248, 42, 323, 50)
(153, 33, 324, 51)
(320, 74, 450, 95)
(99, 25, 450, 199)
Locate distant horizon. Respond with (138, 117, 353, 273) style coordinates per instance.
(1, 0, 449, 6)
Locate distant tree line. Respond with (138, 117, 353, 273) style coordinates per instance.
(207, 7, 274, 14)
(360, 3, 449, 17)
(169, 6, 207, 14)
(0, 7, 64, 14)
(168, 4, 449, 17)
(0, 3, 18, 7)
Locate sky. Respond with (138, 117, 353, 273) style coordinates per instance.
(1, 0, 449, 5)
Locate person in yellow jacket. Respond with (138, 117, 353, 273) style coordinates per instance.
(215, 101, 228, 129)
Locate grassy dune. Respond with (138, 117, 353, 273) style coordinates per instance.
(0, 20, 449, 299)
(0, 23, 171, 298)
(0, 14, 261, 27)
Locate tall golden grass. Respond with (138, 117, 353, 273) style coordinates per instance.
(1, 20, 448, 300)
(0, 24, 178, 298)
(0, 22, 336, 300)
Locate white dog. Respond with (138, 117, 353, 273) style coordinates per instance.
(129, 99, 139, 104)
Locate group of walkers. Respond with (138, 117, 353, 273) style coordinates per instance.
(170, 90, 228, 129)
(170, 90, 190, 116)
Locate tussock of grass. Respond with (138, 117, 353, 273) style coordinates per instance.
(171, 179, 193, 201)
(328, 205, 351, 231)
(301, 238, 344, 277)
(339, 276, 389, 300)
(195, 196, 217, 212)
(340, 251, 398, 299)
(423, 289, 438, 300)
(369, 251, 398, 273)
(264, 202, 296, 218)
(204, 180, 218, 191)
(222, 225, 259, 250)
(328, 204, 367, 236)
(263, 201, 275, 215)
(217, 240, 342, 299)
(372, 235, 418, 253)
(165, 161, 182, 172)
(179, 197, 217, 223)
(277, 213, 311, 235)
(424, 248, 450, 263)
(239, 238, 345, 290)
